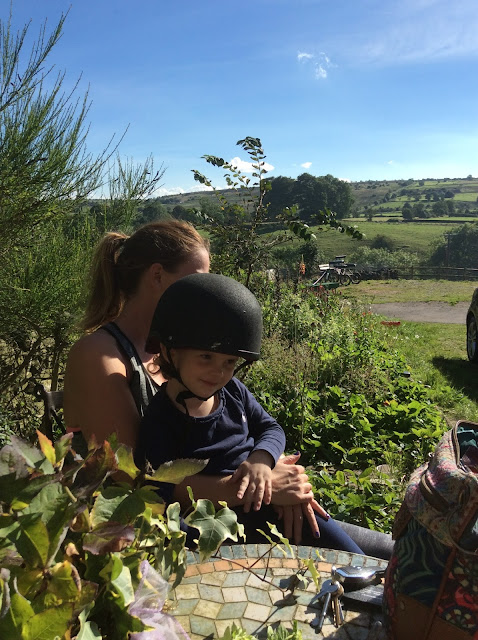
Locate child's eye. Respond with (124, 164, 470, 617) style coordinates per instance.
(199, 353, 212, 360)
(227, 359, 238, 367)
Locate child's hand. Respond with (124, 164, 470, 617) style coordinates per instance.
(232, 450, 274, 513)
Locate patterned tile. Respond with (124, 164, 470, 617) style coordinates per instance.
(223, 571, 249, 587)
(198, 583, 224, 603)
(223, 586, 248, 602)
(245, 585, 273, 606)
(189, 615, 216, 637)
(193, 599, 222, 619)
(217, 602, 248, 620)
(170, 545, 386, 639)
(243, 601, 273, 622)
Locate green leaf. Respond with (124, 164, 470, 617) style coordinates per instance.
(13, 514, 50, 568)
(53, 433, 73, 465)
(23, 603, 73, 640)
(100, 554, 134, 607)
(147, 458, 209, 484)
(9, 436, 44, 468)
(0, 591, 34, 637)
(185, 499, 243, 561)
(36, 432, 56, 467)
(115, 444, 140, 479)
(75, 606, 103, 640)
(23, 483, 76, 562)
(47, 561, 81, 602)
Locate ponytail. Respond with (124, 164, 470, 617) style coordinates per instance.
(81, 232, 128, 332)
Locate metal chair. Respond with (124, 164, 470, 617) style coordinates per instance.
(33, 383, 65, 441)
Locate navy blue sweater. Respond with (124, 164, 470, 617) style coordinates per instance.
(135, 377, 286, 497)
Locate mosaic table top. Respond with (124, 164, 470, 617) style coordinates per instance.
(169, 545, 388, 639)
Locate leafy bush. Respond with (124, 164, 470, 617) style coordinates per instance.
(0, 433, 242, 639)
(243, 285, 447, 532)
(349, 246, 420, 269)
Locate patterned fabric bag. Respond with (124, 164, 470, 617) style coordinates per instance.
(383, 420, 478, 640)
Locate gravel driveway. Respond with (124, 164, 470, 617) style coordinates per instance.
(370, 301, 469, 324)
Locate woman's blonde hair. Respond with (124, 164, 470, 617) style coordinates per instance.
(82, 220, 209, 333)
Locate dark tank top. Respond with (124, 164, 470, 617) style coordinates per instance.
(70, 322, 160, 456)
(101, 322, 161, 416)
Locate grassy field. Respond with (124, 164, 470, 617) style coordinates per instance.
(342, 279, 478, 425)
(306, 220, 458, 262)
(340, 278, 475, 304)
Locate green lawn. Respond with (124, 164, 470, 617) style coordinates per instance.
(342, 278, 478, 425)
(309, 221, 458, 261)
(340, 279, 476, 304)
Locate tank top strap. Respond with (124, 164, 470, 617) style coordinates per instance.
(101, 322, 160, 416)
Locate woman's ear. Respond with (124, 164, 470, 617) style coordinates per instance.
(150, 263, 164, 289)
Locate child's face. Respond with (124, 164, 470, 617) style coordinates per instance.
(170, 348, 239, 398)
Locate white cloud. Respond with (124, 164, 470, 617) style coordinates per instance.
(346, 0, 478, 65)
(301, 162, 312, 169)
(297, 51, 314, 62)
(387, 160, 394, 165)
(297, 50, 334, 80)
(157, 186, 185, 197)
(229, 156, 274, 173)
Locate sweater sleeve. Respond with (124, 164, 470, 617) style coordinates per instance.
(234, 378, 286, 466)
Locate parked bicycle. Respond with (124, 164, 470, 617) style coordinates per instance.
(311, 256, 362, 287)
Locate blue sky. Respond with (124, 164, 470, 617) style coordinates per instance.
(7, 0, 478, 196)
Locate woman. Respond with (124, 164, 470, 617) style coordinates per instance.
(64, 220, 211, 449)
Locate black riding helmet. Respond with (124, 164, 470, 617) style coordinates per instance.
(146, 273, 262, 361)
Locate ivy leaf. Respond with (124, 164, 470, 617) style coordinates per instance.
(146, 458, 209, 484)
(185, 499, 243, 562)
(76, 608, 102, 639)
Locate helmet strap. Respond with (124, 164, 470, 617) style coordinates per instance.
(165, 347, 215, 416)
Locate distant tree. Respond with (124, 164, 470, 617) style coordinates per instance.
(432, 201, 448, 217)
(429, 223, 478, 267)
(292, 173, 354, 221)
(402, 202, 413, 220)
(172, 204, 197, 222)
(264, 176, 295, 218)
(413, 202, 427, 218)
(444, 190, 455, 199)
(137, 199, 170, 225)
(446, 200, 455, 216)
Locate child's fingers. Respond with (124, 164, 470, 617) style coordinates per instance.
(236, 474, 250, 500)
(253, 481, 265, 511)
(242, 482, 256, 513)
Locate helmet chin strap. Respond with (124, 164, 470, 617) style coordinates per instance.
(166, 348, 215, 416)
(166, 349, 253, 416)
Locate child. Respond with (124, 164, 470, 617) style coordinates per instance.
(135, 272, 363, 552)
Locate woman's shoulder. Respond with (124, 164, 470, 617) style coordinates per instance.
(66, 328, 127, 374)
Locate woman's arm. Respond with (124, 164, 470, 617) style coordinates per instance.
(63, 332, 140, 448)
